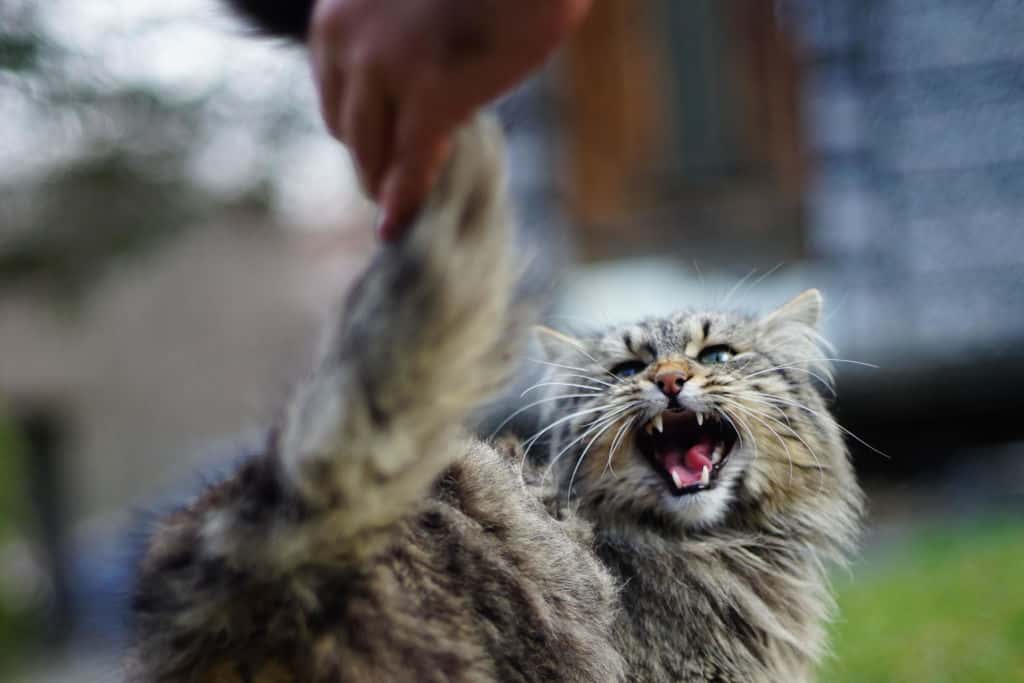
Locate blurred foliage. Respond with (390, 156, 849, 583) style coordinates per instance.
(0, 2, 298, 303)
(822, 520, 1024, 682)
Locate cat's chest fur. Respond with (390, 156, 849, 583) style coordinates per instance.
(595, 528, 826, 683)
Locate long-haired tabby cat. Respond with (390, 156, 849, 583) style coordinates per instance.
(127, 6, 863, 682)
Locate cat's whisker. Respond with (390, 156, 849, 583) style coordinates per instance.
(718, 408, 759, 467)
(536, 338, 621, 382)
(548, 372, 616, 389)
(721, 399, 796, 487)
(520, 382, 604, 398)
(737, 397, 827, 474)
(815, 358, 880, 369)
(745, 391, 891, 460)
(541, 402, 641, 484)
(603, 416, 636, 479)
(746, 262, 785, 294)
(527, 361, 617, 388)
(528, 358, 609, 378)
(737, 364, 837, 394)
(520, 402, 630, 475)
(720, 266, 760, 308)
(520, 404, 620, 454)
(715, 395, 827, 494)
(566, 411, 636, 507)
(488, 393, 604, 441)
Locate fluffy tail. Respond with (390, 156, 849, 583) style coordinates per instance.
(278, 115, 520, 537)
(129, 117, 522, 682)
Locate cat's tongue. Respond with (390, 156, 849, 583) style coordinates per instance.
(661, 435, 715, 489)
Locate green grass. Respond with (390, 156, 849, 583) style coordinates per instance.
(821, 520, 1024, 683)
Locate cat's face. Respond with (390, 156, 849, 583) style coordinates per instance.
(538, 290, 848, 529)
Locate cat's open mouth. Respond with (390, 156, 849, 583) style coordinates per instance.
(636, 410, 738, 495)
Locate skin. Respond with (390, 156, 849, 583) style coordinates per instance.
(308, 0, 593, 239)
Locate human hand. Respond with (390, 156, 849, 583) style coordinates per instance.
(309, 0, 592, 240)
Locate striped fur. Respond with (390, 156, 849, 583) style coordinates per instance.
(127, 118, 862, 682)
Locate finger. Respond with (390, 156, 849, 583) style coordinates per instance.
(376, 80, 463, 240)
(310, 40, 345, 140)
(342, 67, 395, 199)
(377, 135, 451, 241)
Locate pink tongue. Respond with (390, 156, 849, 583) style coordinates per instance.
(685, 437, 715, 471)
(662, 435, 715, 487)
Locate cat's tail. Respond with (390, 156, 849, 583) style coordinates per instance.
(277, 116, 521, 534)
(129, 115, 522, 683)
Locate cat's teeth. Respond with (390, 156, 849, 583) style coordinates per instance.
(711, 443, 725, 464)
(671, 469, 684, 489)
(696, 412, 704, 427)
(700, 465, 711, 486)
(652, 414, 664, 433)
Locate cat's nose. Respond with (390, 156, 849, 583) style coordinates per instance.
(654, 368, 687, 397)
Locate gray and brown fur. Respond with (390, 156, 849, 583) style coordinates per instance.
(128, 115, 862, 682)
(129, 6, 862, 679)
(127, 119, 624, 682)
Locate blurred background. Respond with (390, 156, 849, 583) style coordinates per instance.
(1, 0, 1021, 681)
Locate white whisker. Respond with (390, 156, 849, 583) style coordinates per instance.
(716, 396, 796, 486)
(520, 382, 603, 398)
(541, 402, 640, 483)
(746, 392, 890, 460)
(603, 416, 636, 479)
(487, 393, 601, 440)
(566, 412, 633, 507)
(716, 395, 827, 494)
(537, 339, 620, 382)
(738, 364, 837, 393)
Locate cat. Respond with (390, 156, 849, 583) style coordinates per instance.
(126, 5, 864, 681)
(127, 115, 862, 682)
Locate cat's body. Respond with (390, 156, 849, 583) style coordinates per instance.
(128, 6, 862, 680)
(128, 117, 860, 683)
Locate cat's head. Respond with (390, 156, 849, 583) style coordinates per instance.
(535, 290, 856, 531)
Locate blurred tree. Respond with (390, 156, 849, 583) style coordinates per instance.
(0, 1, 314, 302)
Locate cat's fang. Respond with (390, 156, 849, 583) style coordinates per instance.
(671, 469, 685, 489)
(652, 414, 664, 433)
(696, 413, 704, 427)
(711, 443, 725, 464)
(700, 465, 711, 486)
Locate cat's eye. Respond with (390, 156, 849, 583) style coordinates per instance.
(698, 345, 735, 365)
(611, 360, 647, 378)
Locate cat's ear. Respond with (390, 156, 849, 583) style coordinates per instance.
(533, 325, 586, 361)
(762, 289, 823, 330)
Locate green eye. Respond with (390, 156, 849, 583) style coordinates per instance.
(698, 345, 735, 364)
(611, 360, 647, 378)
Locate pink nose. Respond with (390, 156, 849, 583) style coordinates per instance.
(654, 368, 686, 397)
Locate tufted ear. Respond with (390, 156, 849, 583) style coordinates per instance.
(533, 325, 587, 361)
(762, 289, 823, 330)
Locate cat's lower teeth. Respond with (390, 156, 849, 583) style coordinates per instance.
(700, 465, 711, 486)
